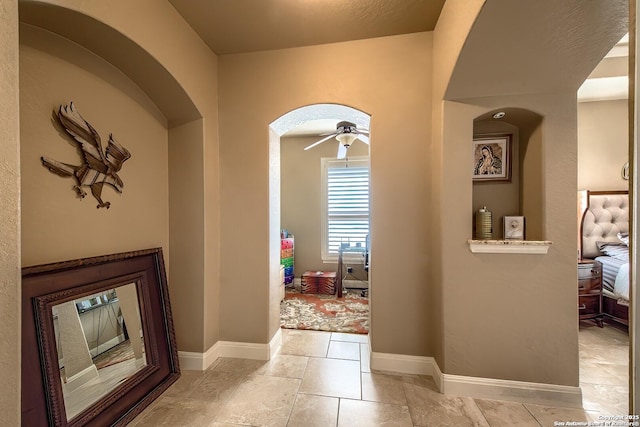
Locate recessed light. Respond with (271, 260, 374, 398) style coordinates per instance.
(493, 111, 506, 119)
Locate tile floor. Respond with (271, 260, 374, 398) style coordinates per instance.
(130, 326, 630, 427)
(579, 320, 629, 417)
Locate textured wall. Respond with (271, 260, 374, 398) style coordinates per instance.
(0, 0, 21, 424)
(19, 0, 221, 354)
(578, 100, 629, 191)
(435, 0, 626, 387)
(20, 25, 169, 266)
(218, 32, 433, 354)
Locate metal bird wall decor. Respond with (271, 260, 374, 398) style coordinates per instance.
(41, 103, 131, 209)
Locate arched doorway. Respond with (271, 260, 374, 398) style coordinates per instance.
(270, 104, 371, 335)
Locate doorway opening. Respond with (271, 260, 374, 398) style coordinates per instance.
(576, 32, 630, 416)
(270, 104, 371, 336)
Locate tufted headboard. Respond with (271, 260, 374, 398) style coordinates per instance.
(580, 190, 629, 259)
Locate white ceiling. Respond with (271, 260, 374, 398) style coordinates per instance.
(578, 34, 629, 102)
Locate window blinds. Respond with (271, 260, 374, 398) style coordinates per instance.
(326, 161, 370, 254)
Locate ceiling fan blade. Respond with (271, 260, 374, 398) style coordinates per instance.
(356, 134, 370, 144)
(304, 133, 336, 151)
(337, 143, 348, 159)
(357, 129, 370, 135)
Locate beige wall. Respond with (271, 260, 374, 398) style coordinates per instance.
(280, 135, 369, 276)
(18, 0, 220, 356)
(431, 0, 487, 370)
(219, 32, 433, 354)
(433, 0, 601, 386)
(578, 99, 629, 191)
(20, 25, 169, 265)
(472, 121, 520, 239)
(3, 4, 629, 421)
(439, 95, 579, 385)
(169, 119, 206, 351)
(0, 0, 21, 424)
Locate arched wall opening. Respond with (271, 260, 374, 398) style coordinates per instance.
(436, 97, 581, 394)
(17, 0, 220, 363)
(472, 108, 544, 240)
(268, 104, 372, 339)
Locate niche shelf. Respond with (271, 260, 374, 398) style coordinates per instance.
(467, 239, 552, 254)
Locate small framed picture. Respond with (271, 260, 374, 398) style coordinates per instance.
(472, 134, 512, 182)
(504, 216, 525, 240)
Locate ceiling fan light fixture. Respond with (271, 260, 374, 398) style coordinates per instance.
(336, 132, 357, 147)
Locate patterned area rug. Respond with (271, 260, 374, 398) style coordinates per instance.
(93, 339, 136, 370)
(280, 288, 369, 334)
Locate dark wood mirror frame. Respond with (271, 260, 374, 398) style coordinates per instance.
(22, 248, 180, 426)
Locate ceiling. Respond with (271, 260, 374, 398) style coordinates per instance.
(167, 0, 627, 135)
(578, 33, 629, 102)
(168, 0, 446, 55)
(167, 0, 445, 136)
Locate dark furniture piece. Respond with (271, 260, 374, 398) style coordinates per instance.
(22, 248, 180, 427)
(301, 271, 337, 295)
(578, 259, 603, 327)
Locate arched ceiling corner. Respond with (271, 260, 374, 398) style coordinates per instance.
(271, 104, 371, 137)
(18, 0, 201, 127)
(446, 0, 628, 101)
(474, 107, 543, 129)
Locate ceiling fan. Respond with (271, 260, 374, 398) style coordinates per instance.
(304, 121, 369, 159)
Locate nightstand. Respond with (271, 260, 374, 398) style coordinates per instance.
(578, 259, 603, 327)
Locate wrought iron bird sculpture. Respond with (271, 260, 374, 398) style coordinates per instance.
(41, 103, 131, 209)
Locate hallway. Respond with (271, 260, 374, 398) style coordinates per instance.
(131, 329, 595, 426)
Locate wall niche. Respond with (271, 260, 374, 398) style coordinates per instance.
(472, 108, 544, 241)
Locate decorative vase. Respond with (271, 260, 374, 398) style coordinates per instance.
(475, 206, 492, 240)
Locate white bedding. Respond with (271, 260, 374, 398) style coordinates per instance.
(614, 262, 630, 301)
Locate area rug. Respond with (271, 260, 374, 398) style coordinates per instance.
(280, 288, 369, 334)
(92, 339, 138, 370)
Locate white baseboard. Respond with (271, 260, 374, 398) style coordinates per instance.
(178, 329, 283, 371)
(371, 351, 582, 408)
(178, 345, 219, 371)
(90, 335, 125, 358)
(371, 351, 444, 390)
(64, 364, 99, 392)
(442, 374, 582, 408)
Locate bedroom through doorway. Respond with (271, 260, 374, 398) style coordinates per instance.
(576, 31, 630, 416)
(273, 104, 371, 336)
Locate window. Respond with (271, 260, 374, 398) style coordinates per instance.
(321, 157, 370, 261)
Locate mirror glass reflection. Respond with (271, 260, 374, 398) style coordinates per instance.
(52, 282, 146, 420)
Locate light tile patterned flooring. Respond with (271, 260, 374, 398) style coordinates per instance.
(130, 326, 629, 426)
(579, 320, 629, 418)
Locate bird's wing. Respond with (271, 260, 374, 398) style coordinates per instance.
(57, 103, 108, 173)
(41, 157, 78, 177)
(105, 134, 131, 172)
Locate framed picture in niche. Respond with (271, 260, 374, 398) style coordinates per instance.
(472, 134, 512, 182)
(504, 216, 525, 240)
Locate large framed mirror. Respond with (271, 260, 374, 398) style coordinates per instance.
(22, 248, 180, 426)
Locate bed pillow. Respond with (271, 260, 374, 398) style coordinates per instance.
(596, 241, 629, 261)
(618, 232, 629, 246)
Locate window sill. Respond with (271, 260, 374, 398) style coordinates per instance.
(322, 252, 367, 264)
(467, 239, 552, 254)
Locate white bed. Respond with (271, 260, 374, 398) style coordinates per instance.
(580, 190, 629, 326)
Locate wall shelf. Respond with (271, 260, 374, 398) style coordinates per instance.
(467, 240, 552, 254)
